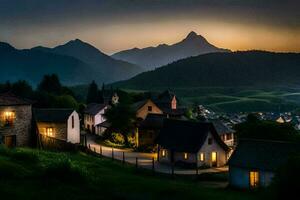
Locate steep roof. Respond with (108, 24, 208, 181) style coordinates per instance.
(157, 119, 230, 153)
(34, 108, 74, 123)
(0, 92, 32, 106)
(97, 120, 111, 128)
(156, 90, 176, 103)
(131, 99, 160, 112)
(228, 139, 300, 171)
(154, 90, 176, 110)
(211, 120, 234, 135)
(139, 113, 167, 129)
(84, 103, 107, 115)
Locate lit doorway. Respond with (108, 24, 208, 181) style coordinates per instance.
(211, 152, 217, 167)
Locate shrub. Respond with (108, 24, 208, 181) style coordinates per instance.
(110, 132, 125, 145)
(271, 155, 300, 199)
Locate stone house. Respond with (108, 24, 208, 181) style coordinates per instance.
(228, 139, 300, 189)
(34, 108, 80, 144)
(0, 92, 32, 147)
(157, 119, 230, 168)
(84, 103, 109, 135)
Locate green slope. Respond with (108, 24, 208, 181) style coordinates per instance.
(0, 146, 261, 200)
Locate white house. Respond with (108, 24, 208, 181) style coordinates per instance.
(228, 139, 300, 189)
(157, 119, 230, 168)
(34, 109, 80, 144)
(84, 103, 109, 135)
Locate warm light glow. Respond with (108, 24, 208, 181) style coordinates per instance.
(3, 111, 15, 126)
(211, 152, 217, 163)
(162, 150, 166, 157)
(250, 171, 259, 188)
(200, 153, 205, 161)
(46, 127, 53, 137)
(184, 153, 188, 160)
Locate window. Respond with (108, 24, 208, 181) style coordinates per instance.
(183, 153, 188, 160)
(226, 133, 232, 140)
(249, 171, 259, 188)
(208, 138, 213, 145)
(46, 127, 53, 137)
(3, 111, 15, 127)
(199, 153, 205, 161)
(148, 106, 152, 112)
(162, 149, 166, 157)
(72, 116, 74, 128)
(211, 152, 217, 166)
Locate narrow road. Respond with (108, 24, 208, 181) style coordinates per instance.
(86, 134, 228, 175)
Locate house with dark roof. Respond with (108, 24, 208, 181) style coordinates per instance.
(135, 113, 166, 148)
(132, 99, 163, 120)
(153, 90, 186, 118)
(228, 139, 300, 189)
(34, 108, 80, 144)
(84, 103, 109, 135)
(0, 92, 33, 147)
(212, 120, 236, 147)
(157, 119, 230, 168)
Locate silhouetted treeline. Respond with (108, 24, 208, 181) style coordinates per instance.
(0, 74, 78, 109)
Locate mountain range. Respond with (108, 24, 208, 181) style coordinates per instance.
(112, 31, 230, 70)
(113, 51, 300, 89)
(0, 40, 143, 85)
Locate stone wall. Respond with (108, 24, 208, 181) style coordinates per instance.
(0, 105, 32, 146)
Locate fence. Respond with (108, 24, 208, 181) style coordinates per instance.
(85, 144, 214, 177)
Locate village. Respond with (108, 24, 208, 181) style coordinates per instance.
(1, 81, 299, 193)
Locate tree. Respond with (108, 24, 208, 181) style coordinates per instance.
(86, 81, 99, 104)
(54, 95, 78, 109)
(38, 74, 62, 95)
(104, 102, 136, 146)
(11, 80, 33, 98)
(234, 114, 300, 142)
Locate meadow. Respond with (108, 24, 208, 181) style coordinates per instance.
(0, 146, 264, 200)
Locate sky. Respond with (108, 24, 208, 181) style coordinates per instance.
(0, 0, 299, 54)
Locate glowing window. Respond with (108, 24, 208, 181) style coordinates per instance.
(3, 111, 15, 126)
(162, 150, 166, 157)
(200, 153, 205, 161)
(184, 153, 188, 160)
(250, 171, 259, 188)
(46, 127, 53, 137)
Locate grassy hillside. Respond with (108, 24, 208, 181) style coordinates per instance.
(0, 146, 262, 200)
(114, 51, 300, 88)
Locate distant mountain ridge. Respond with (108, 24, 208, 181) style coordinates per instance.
(32, 39, 143, 82)
(113, 51, 300, 89)
(0, 40, 143, 85)
(112, 31, 230, 70)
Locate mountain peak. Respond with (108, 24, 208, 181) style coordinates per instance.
(0, 42, 15, 51)
(186, 31, 198, 39)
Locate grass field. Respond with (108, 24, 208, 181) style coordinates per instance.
(0, 146, 265, 200)
(174, 87, 300, 113)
